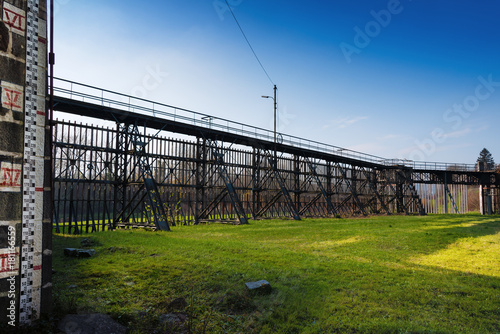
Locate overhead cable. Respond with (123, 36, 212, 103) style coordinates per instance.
(224, 0, 275, 85)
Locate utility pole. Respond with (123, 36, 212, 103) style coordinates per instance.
(262, 85, 278, 169)
(273, 85, 277, 168)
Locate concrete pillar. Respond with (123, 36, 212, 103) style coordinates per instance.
(486, 191, 493, 215)
(479, 185, 493, 215)
(493, 188, 498, 214)
(0, 0, 51, 326)
(480, 185, 484, 214)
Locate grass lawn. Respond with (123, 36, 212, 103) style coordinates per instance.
(50, 214, 500, 333)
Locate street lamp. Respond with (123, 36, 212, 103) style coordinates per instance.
(262, 85, 277, 167)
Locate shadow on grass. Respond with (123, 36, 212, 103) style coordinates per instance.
(48, 216, 500, 333)
(407, 215, 499, 254)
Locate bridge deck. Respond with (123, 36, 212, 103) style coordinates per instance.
(51, 78, 486, 176)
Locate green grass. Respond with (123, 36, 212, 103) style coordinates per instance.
(51, 214, 500, 333)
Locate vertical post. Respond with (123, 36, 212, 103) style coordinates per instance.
(0, 0, 51, 325)
(480, 185, 484, 214)
(493, 187, 497, 214)
(252, 148, 260, 219)
(479, 185, 493, 215)
(351, 166, 357, 214)
(113, 123, 128, 227)
(273, 85, 277, 168)
(49, 0, 54, 117)
(465, 185, 469, 214)
(396, 169, 404, 214)
(326, 161, 332, 213)
(486, 187, 493, 215)
(293, 155, 300, 213)
(444, 173, 448, 214)
(195, 137, 206, 224)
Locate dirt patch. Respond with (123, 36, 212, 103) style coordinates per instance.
(215, 292, 256, 314)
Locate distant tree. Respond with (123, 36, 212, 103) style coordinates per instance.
(476, 148, 495, 170)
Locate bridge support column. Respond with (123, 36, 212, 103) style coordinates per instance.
(251, 148, 260, 219)
(293, 155, 301, 214)
(205, 139, 248, 224)
(479, 185, 493, 215)
(444, 184, 448, 214)
(305, 157, 337, 216)
(195, 137, 207, 224)
(395, 171, 404, 214)
(113, 123, 130, 228)
(0, 0, 51, 325)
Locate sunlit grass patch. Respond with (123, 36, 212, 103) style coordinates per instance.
(411, 233, 500, 277)
(51, 214, 500, 333)
(301, 235, 368, 251)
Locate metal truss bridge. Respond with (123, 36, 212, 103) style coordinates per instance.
(50, 78, 500, 233)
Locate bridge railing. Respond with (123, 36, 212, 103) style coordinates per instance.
(382, 159, 476, 172)
(51, 78, 388, 163)
(51, 78, 478, 172)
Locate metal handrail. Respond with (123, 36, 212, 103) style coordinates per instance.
(50, 77, 478, 172)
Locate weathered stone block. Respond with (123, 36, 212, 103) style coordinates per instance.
(0, 193, 22, 220)
(245, 280, 272, 294)
(0, 122, 24, 153)
(64, 248, 95, 258)
(0, 22, 8, 52)
(0, 56, 25, 84)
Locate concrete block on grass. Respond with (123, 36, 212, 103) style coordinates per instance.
(64, 248, 95, 258)
(245, 280, 272, 294)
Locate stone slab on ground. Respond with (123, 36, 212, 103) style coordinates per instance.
(58, 313, 126, 334)
(245, 280, 272, 294)
(64, 248, 95, 258)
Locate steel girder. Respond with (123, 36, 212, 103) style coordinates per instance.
(251, 148, 300, 220)
(54, 120, 496, 234)
(395, 169, 426, 215)
(195, 137, 207, 224)
(53, 121, 122, 233)
(199, 139, 248, 224)
(113, 123, 131, 229)
(110, 123, 173, 230)
(304, 157, 337, 216)
(131, 124, 171, 231)
(264, 150, 301, 220)
(195, 138, 250, 223)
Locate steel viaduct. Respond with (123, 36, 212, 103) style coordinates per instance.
(50, 78, 500, 233)
(5, 0, 495, 326)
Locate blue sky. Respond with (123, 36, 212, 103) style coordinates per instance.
(52, 0, 500, 165)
